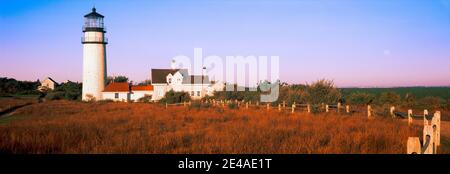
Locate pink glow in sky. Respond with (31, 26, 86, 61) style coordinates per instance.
(1, 0, 450, 87)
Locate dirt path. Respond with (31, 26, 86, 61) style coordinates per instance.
(0, 103, 33, 118)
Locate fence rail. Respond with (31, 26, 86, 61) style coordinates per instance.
(407, 111, 441, 154)
(162, 99, 442, 154)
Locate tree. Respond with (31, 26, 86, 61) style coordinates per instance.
(107, 76, 129, 84)
(304, 79, 341, 105)
(376, 92, 401, 106)
(419, 96, 443, 110)
(346, 92, 375, 105)
(48, 81, 82, 100)
(138, 79, 152, 86)
(0, 77, 40, 95)
(159, 90, 190, 104)
(402, 93, 417, 108)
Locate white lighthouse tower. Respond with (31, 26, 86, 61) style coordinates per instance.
(82, 7, 108, 101)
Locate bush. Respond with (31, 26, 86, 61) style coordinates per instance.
(188, 101, 212, 109)
(159, 90, 190, 104)
(228, 102, 238, 109)
(189, 101, 202, 109)
(376, 92, 401, 106)
(98, 99, 114, 103)
(53, 81, 82, 101)
(346, 92, 374, 105)
(45, 91, 65, 100)
(137, 95, 152, 103)
(304, 79, 341, 105)
(419, 96, 443, 110)
(402, 93, 417, 108)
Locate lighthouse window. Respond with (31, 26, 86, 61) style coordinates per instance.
(115, 93, 119, 99)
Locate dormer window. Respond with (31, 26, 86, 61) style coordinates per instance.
(168, 78, 172, 84)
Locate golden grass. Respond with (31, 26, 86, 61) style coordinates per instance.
(0, 100, 421, 154)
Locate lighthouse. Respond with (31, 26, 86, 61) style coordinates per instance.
(82, 7, 108, 101)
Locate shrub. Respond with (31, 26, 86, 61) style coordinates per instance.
(189, 101, 202, 109)
(228, 102, 238, 109)
(137, 95, 152, 103)
(53, 81, 82, 101)
(98, 99, 114, 103)
(159, 90, 190, 104)
(346, 92, 374, 105)
(304, 79, 341, 105)
(402, 93, 417, 108)
(45, 91, 65, 100)
(376, 92, 401, 106)
(419, 96, 443, 110)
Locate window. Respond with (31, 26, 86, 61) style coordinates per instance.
(191, 91, 195, 96)
(115, 93, 119, 99)
(197, 91, 200, 96)
(168, 78, 172, 84)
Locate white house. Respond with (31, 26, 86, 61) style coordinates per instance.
(151, 68, 224, 101)
(102, 82, 153, 102)
(38, 77, 58, 91)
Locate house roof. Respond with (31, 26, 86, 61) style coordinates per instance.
(183, 75, 210, 84)
(103, 82, 130, 92)
(151, 69, 188, 84)
(131, 85, 153, 91)
(43, 77, 58, 84)
(151, 68, 210, 84)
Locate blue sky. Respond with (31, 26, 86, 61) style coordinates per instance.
(1, 0, 450, 87)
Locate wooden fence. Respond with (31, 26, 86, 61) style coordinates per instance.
(164, 99, 442, 154)
(407, 111, 441, 154)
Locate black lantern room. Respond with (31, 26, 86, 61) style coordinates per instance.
(83, 7, 106, 33)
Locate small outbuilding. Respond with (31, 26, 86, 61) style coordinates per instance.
(38, 77, 58, 91)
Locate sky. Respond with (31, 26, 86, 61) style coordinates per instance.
(1, 0, 450, 87)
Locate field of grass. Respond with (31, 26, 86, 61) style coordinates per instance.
(0, 100, 431, 154)
(341, 87, 450, 100)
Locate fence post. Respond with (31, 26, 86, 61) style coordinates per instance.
(325, 104, 329, 113)
(424, 110, 429, 126)
(283, 101, 286, 108)
(291, 104, 295, 114)
(346, 105, 350, 114)
(246, 102, 249, 109)
(337, 102, 341, 113)
(256, 101, 259, 106)
(165, 102, 168, 109)
(390, 106, 395, 118)
(367, 105, 372, 119)
(278, 104, 281, 112)
(407, 137, 421, 154)
(266, 103, 270, 111)
(183, 101, 186, 107)
(432, 111, 441, 148)
(307, 104, 311, 113)
(408, 109, 413, 126)
(423, 125, 434, 154)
